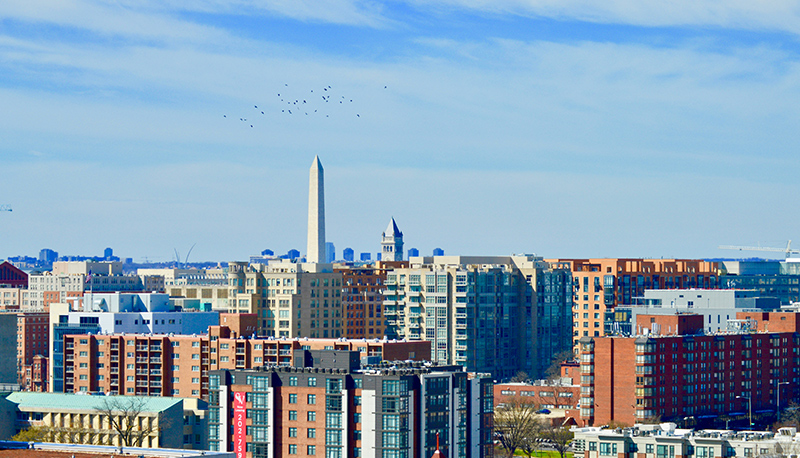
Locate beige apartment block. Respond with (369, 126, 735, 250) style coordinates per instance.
(227, 260, 344, 338)
(0, 287, 23, 309)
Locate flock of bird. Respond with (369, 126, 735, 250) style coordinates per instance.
(223, 83, 388, 128)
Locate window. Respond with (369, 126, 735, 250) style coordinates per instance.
(307, 411, 316, 422)
(308, 377, 317, 387)
(289, 394, 298, 404)
(308, 394, 316, 405)
(289, 427, 297, 437)
(290, 376, 298, 386)
(307, 445, 316, 455)
(308, 428, 316, 438)
(289, 410, 298, 421)
(599, 443, 617, 456)
(288, 444, 297, 454)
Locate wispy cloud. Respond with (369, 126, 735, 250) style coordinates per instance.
(406, 0, 800, 35)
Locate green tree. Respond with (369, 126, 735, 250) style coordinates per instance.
(12, 426, 52, 442)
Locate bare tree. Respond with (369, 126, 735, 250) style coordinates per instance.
(94, 396, 160, 447)
(510, 371, 530, 383)
(537, 425, 574, 458)
(494, 396, 541, 457)
(545, 349, 575, 380)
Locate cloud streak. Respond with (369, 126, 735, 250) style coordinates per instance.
(407, 0, 800, 35)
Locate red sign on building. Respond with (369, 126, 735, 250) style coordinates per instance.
(233, 391, 247, 458)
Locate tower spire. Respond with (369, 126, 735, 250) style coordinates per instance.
(307, 156, 326, 263)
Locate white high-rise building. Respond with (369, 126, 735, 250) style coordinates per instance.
(306, 156, 326, 263)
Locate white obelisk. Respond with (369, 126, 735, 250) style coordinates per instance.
(307, 156, 326, 263)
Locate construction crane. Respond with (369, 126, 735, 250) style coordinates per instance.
(718, 240, 800, 259)
(0, 205, 11, 212)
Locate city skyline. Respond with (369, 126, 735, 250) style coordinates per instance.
(2, 1, 800, 262)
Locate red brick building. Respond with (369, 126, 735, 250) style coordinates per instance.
(578, 312, 800, 428)
(0, 261, 28, 288)
(17, 311, 49, 391)
(62, 324, 430, 400)
(494, 362, 581, 425)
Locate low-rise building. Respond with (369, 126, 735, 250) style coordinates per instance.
(572, 423, 800, 458)
(4, 392, 207, 449)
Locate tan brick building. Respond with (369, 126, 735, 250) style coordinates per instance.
(337, 261, 408, 339)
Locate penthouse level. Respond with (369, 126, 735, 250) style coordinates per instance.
(578, 312, 800, 428)
(62, 322, 430, 400)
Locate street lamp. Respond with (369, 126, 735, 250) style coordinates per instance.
(737, 395, 752, 429)
(777, 381, 790, 418)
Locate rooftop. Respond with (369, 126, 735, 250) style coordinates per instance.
(6, 392, 182, 412)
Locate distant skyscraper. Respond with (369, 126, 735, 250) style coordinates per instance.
(360, 252, 371, 261)
(326, 242, 336, 263)
(381, 217, 404, 262)
(407, 247, 419, 258)
(432, 247, 444, 256)
(39, 248, 58, 264)
(103, 247, 113, 259)
(343, 248, 354, 262)
(306, 156, 326, 263)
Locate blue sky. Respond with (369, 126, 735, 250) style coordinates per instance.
(2, 0, 800, 263)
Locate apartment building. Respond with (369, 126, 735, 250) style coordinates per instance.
(548, 258, 719, 348)
(381, 255, 572, 379)
(208, 350, 494, 458)
(61, 325, 430, 401)
(720, 260, 800, 305)
(16, 311, 49, 391)
(27, 261, 166, 309)
(227, 260, 344, 338)
(337, 261, 408, 340)
(49, 292, 220, 392)
(578, 311, 800, 427)
(607, 289, 780, 336)
(572, 424, 800, 458)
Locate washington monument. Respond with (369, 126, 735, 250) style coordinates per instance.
(307, 156, 326, 263)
